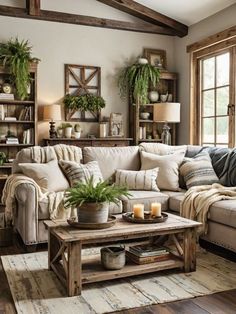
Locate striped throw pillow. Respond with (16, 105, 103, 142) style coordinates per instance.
(179, 152, 219, 189)
(59, 160, 103, 187)
(115, 168, 159, 191)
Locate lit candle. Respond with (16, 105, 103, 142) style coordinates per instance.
(151, 202, 162, 217)
(133, 204, 144, 219)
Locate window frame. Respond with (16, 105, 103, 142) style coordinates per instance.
(188, 28, 236, 147)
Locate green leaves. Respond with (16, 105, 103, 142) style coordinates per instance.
(118, 61, 160, 105)
(64, 177, 130, 208)
(63, 94, 106, 112)
(0, 38, 39, 100)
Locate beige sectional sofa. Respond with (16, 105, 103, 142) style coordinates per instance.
(10, 144, 236, 253)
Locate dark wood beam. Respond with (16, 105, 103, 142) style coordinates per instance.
(97, 0, 188, 37)
(26, 0, 41, 16)
(0, 5, 176, 36)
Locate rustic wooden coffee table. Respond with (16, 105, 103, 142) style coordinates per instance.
(44, 213, 201, 297)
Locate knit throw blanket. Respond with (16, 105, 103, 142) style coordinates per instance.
(180, 183, 236, 235)
(2, 174, 74, 224)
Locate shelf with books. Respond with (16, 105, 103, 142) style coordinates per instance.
(0, 64, 38, 180)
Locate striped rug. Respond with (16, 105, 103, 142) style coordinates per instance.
(1, 250, 236, 314)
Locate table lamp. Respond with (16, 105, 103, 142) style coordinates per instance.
(153, 102, 180, 145)
(43, 104, 62, 138)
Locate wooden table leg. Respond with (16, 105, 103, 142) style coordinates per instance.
(48, 229, 61, 270)
(183, 228, 196, 272)
(67, 240, 82, 296)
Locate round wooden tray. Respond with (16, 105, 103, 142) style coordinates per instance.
(122, 212, 168, 224)
(67, 216, 117, 229)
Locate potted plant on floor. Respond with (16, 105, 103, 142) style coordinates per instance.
(118, 57, 160, 106)
(64, 177, 130, 224)
(0, 38, 40, 100)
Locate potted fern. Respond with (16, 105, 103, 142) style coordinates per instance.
(0, 38, 40, 100)
(118, 58, 160, 106)
(65, 177, 130, 224)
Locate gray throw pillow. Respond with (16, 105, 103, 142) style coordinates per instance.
(179, 152, 219, 189)
(59, 160, 103, 187)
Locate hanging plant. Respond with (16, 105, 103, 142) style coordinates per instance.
(63, 93, 106, 119)
(118, 58, 160, 105)
(0, 38, 40, 100)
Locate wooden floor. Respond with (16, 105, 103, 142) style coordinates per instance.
(0, 236, 236, 314)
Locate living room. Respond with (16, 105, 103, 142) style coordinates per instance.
(0, 0, 236, 313)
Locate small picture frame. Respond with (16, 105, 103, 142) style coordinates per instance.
(143, 48, 167, 70)
(109, 113, 124, 137)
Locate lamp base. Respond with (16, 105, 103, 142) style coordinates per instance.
(161, 123, 171, 145)
(49, 121, 57, 138)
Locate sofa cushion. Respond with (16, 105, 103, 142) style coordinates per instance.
(19, 159, 69, 192)
(209, 200, 236, 229)
(115, 168, 159, 191)
(139, 143, 187, 155)
(83, 146, 140, 181)
(140, 150, 185, 191)
(120, 190, 169, 212)
(162, 191, 186, 213)
(59, 160, 103, 187)
(180, 152, 219, 189)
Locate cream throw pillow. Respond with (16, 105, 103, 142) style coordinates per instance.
(59, 160, 103, 187)
(140, 150, 185, 191)
(115, 168, 159, 191)
(139, 142, 187, 155)
(19, 159, 69, 192)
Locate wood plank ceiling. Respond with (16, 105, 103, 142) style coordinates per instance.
(0, 0, 188, 37)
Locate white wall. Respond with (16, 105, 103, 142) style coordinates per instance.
(174, 4, 236, 144)
(0, 0, 175, 143)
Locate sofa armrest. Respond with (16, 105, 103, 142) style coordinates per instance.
(14, 182, 38, 245)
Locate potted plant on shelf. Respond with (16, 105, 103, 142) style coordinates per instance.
(63, 93, 106, 120)
(62, 122, 73, 138)
(118, 57, 160, 106)
(0, 37, 40, 100)
(74, 123, 81, 139)
(0, 152, 6, 165)
(64, 177, 130, 224)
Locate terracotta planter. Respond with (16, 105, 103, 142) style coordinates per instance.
(77, 202, 109, 223)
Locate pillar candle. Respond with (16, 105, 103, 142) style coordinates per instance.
(151, 202, 162, 217)
(133, 204, 144, 219)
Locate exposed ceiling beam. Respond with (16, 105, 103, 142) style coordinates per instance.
(0, 5, 176, 36)
(97, 0, 188, 37)
(26, 0, 41, 16)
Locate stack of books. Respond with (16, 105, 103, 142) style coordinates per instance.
(126, 245, 170, 265)
(6, 137, 19, 145)
(22, 128, 34, 144)
(0, 93, 14, 100)
(18, 107, 33, 121)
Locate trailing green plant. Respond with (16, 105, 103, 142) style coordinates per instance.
(63, 93, 106, 117)
(0, 38, 40, 100)
(118, 60, 160, 105)
(64, 176, 130, 208)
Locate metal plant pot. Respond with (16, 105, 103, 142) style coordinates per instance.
(77, 202, 109, 223)
(101, 246, 126, 270)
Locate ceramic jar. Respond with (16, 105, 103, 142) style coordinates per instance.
(65, 127, 73, 138)
(149, 91, 159, 102)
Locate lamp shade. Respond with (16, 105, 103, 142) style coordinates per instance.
(153, 103, 181, 123)
(43, 104, 61, 121)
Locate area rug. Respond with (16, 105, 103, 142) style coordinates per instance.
(1, 251, 236, 314)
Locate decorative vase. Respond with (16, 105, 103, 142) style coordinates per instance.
(160, 92, 168, 102)
(65, 127, 72, 138)
(77, 202, 109, 223)
(74, 131, 81, 139)
(138, 58, 148, 65)
(148, 91, 159, 102)
(57, 128, 63, 138)
(140, 112, 150, 120)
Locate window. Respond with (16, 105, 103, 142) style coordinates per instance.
(188, 26, 236, 148)
(200, 51, 230, 147)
